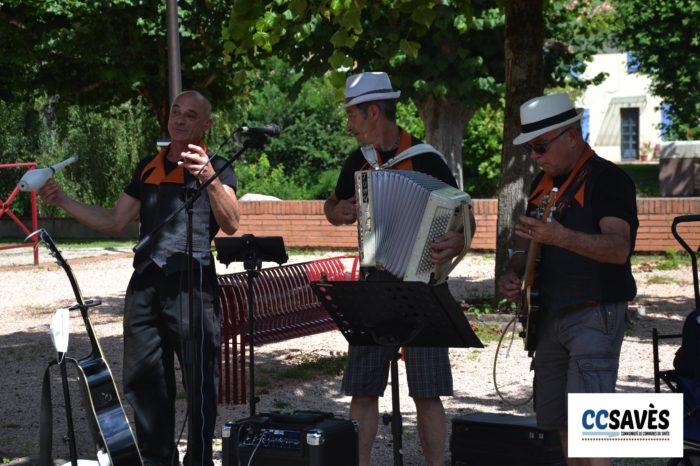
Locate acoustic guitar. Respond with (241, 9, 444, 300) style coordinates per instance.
(34, 229, 143, 465)
(518, 188, 558, 355)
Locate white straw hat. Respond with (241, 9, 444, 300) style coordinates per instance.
(343, 72, 401, 108)
(513, 93, 583, 145)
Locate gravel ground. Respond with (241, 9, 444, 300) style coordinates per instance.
(0, 245, 694, 465)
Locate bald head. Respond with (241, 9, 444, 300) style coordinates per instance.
(175, 90, 212, 118)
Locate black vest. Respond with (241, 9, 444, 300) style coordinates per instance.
(133, 156, 216, 275)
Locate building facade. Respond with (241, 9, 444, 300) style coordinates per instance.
(577, 50, 665, 162)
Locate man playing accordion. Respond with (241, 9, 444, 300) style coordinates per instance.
(324, 71, 475, 466)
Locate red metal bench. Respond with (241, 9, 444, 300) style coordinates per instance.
(217, 255, 358, 404)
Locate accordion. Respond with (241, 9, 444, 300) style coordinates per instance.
(355, 169, 472, 284)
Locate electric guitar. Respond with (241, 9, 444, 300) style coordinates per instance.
(32, 229, 143, 465)
(518, 188, 558, 355)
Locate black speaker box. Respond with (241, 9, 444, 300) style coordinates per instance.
(451, 413, 566, 466)
(222, 411, 358, 466)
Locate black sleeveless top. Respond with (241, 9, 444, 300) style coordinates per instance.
(125, 148, 237, 275)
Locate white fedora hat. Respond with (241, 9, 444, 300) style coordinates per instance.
(513, 93, 583, 145)
(343, 72, 401, 108)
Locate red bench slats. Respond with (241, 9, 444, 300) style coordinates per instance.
(216, 256, 358, 404)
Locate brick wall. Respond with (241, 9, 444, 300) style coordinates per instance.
(226, 198, 700, 253)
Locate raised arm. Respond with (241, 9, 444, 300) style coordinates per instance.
(38, 179, 140, 236)
(179, 144, 240, 235)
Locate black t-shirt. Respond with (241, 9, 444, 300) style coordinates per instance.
(540, 166, 638, 235)
(333, 134, 457, 200)
(528, 155, 638, 303)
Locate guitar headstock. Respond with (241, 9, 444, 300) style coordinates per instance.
(26, 228, 68, 269)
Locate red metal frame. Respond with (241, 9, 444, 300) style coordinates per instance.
(0, 163, 39, 265)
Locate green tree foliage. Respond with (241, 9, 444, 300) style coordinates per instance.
(223, 0, 613, 188)
(0, 97, 158, 218)
(224, 0, 505, 187)
(463, 101, 504, 198)
(0, 0, 238, 133)
(0, 59, 353, 217)
(240, 58, 353, 174)
(611, 0, 700, 138)
(206, 58, 354, 200)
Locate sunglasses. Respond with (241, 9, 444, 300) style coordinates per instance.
(524, 128, 569, 154)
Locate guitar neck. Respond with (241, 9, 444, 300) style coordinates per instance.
(520, 187, 558, 292)
(521, 240, 540, 290)
(38, 230, 102, 357)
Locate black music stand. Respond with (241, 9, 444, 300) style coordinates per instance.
(310, 279, 482, 466)
(214, 234, 288, 415)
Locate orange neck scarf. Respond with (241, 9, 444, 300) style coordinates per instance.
(529, 145, 595, 208)
(141, 143, 207, 185)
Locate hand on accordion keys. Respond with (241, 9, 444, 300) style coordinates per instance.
(428, 230, 467, 264)
(330, 196, 357, 225)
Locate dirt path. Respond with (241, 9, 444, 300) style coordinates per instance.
(0, 248, 694, 465)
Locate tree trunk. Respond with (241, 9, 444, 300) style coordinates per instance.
(495, 0, 545, 287)
(415, 95, 475, 190)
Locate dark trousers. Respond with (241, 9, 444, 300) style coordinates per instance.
(123, 263, 220, 465)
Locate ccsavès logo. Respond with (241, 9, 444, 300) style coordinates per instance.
(568, 393, 683, 458)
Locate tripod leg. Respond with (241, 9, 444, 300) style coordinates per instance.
(390, 351, 403, 466)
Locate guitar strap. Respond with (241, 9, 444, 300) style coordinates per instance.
(529, 145, 596, 211)
(39, 357, 80, 466)
(553, 154, 597, 217)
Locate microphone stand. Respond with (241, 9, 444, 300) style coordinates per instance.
(132, 133, 268, 465)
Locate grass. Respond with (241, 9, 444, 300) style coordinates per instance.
(462, 298, 513, 316)
(254, 353, 347, 391)
(632, 249, 691, 271)
(472, 323, 505, 343)
(273, 399, 290, 409)
(277, 353, 347, 380)
(646, 275, 681, 285)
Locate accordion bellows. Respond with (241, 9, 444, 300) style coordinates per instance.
(355, 169, 472, 284)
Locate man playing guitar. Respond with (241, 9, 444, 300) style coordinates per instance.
(497, 93, 638, 466)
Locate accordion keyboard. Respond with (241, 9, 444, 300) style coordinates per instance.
(416, 206, 454, 275)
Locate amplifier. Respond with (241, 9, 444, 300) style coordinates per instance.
(451, 413, 566, 466)
(222, 411, 358, 466)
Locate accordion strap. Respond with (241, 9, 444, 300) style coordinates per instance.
(381, 143, 447, 168)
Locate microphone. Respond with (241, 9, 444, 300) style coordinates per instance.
(238, 124, 280, 137)
(19, 155, 78, 192)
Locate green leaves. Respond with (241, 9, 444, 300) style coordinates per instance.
(399, 39, 421, 59)
(330, 29, 357, 48)
(611, 0, 700, 137)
